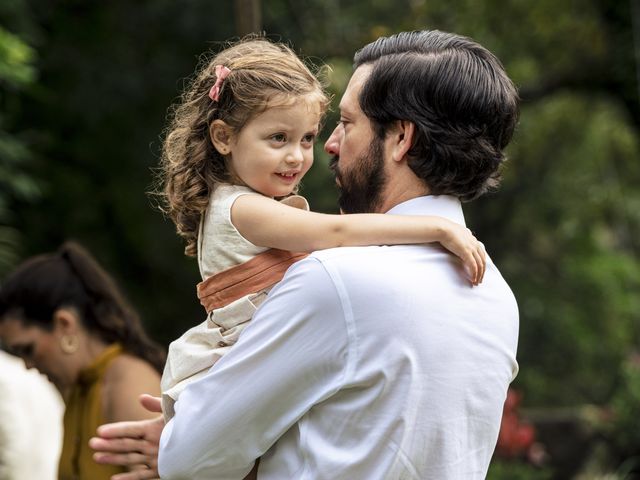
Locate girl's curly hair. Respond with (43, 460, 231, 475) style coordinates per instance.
(155, 37, 329, 257)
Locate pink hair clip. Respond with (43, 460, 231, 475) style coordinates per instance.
(208, 65, 231, 102)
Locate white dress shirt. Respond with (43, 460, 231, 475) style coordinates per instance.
(158, 195, 519, 480)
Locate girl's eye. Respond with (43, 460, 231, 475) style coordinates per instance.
(302, 133, 316, 144)
(271, 133, 286, 143)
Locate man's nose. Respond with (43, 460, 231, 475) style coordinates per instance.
(324, 125, 342, 156)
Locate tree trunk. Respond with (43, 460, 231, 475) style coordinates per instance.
(234, 0, 262, 36)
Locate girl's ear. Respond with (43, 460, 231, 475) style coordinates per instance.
(209, 120, 234, 155)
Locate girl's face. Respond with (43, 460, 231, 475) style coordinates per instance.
(226, 95, 321, 198)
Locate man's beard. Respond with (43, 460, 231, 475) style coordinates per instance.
(329, 137, 386, 214)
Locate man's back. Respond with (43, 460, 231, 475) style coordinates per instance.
(257, 196, 519, 479)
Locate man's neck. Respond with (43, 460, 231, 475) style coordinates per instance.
(377, 169, 430, 213)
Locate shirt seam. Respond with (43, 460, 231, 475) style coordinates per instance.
(298, 257, 356, 480)
(312, 258, 357, 388)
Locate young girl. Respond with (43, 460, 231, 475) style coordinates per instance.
(157, 38, 486, 421)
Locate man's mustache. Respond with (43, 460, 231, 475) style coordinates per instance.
(329, 156, 341, 187)
(329, 156, 339, 172)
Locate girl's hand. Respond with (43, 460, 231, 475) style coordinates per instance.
(437, 220, 486, 286)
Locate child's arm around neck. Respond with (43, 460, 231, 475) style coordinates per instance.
(230, 193, 486, 285)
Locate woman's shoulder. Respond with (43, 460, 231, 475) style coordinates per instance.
(102, 353, 161, 422)
(105, 353, 160, 385)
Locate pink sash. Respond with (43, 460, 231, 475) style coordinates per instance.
(196, 249, 308, 312)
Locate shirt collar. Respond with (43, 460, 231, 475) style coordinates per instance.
(386, 195, 466, 226)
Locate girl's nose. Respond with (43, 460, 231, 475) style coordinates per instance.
(286, 146, 304, 165)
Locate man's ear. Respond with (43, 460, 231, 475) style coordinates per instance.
(52, 308, 79, 335)
(209, 120, 234, 155)
(389, 120, 416, 163)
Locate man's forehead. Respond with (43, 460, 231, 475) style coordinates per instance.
(339, 64, 373, 114)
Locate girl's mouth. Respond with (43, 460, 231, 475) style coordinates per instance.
(275, 172, 299, 183)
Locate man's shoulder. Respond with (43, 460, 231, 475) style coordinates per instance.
(305, 246, 406, 280)
(299, 245, 448, 295)
(300, 244, 516, 308)
(307, 244, 444, 270)
(309, 245, 381, 263)
(273, 246, 390, 304)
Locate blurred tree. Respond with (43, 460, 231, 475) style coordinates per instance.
(235, 0, 262, 35)
(0, 24, 39, 275)
(0, 4, 638, 476)
(476, 93, 640, 405)
(0, 0, 237, 344)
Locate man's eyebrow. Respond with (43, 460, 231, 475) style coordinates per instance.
(339, 103, 352, 117)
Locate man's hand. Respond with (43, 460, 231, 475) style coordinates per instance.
(89, 394, 164, 480)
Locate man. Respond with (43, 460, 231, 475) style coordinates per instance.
(91, 29, 519, 479)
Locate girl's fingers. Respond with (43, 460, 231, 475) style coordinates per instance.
(468, 246, 483, 285)
(474, 244, 486, 284)
(465, 250, 478, 285)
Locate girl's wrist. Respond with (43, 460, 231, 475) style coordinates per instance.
(430, 216, 449, 243)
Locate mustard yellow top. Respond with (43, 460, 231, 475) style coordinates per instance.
(58, 343, 126, 480)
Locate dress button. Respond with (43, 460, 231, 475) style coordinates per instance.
(218, 341, 227, 347)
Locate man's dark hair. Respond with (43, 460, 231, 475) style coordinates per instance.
(354, 30, 519, 201)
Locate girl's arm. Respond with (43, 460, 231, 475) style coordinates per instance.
(231, 194, 486, 285)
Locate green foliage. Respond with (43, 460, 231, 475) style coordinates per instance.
(0, 24, 39, 274)
(488, 460, 553, 480)
(470, 93, 640, 405)
(0, 26, 35, 86)
(608, 354, 640, 455)
(0, 129, 39, 273)
(0, 7, 638, 472)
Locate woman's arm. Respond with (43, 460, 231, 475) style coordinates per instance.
(231, 194, 485, 284)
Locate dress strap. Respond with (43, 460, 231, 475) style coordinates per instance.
(77, 343, 122, 386)
(197, 249, 308, 312)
